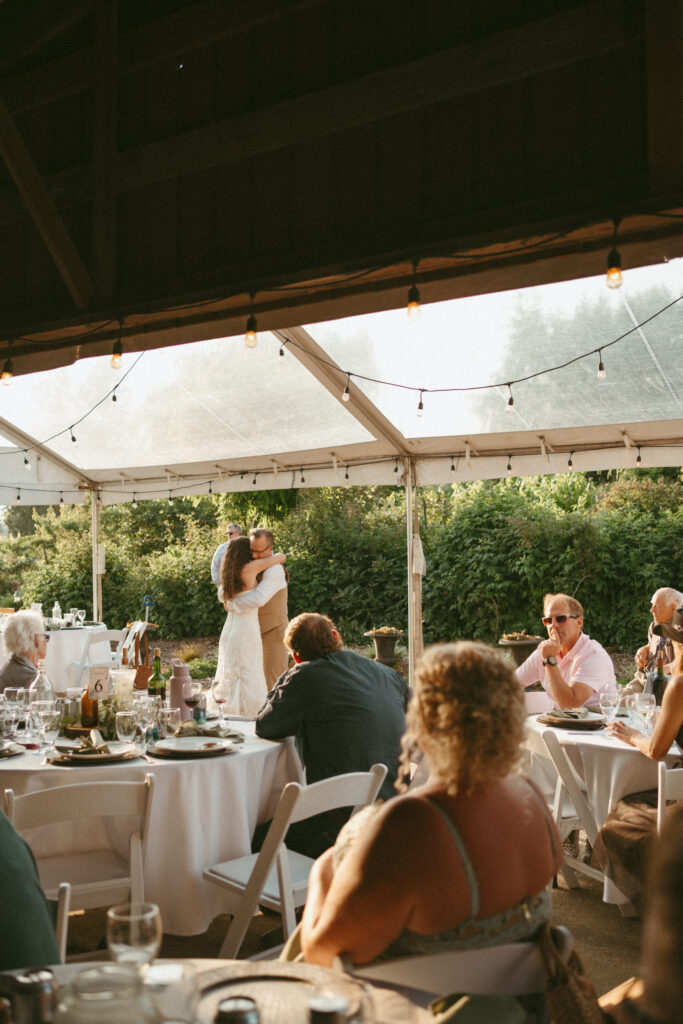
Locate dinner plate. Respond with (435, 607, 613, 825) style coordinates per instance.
(149, 736, 235, 759)
(0, 742, 25, 759)
(537, 713, 605, 730)
(52, 742, 138, 765)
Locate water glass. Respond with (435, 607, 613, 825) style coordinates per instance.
(635, 692, 656, 734)
(106, 902, 162, 973)
(599, 692, 620, 724)
(38, 708, 61, 754)
(159, 707, 180, 738)
(144, 962, 198, 1023)
(116, 710, 138, 746)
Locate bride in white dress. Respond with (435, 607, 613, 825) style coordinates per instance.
(215, 536, 286, 717)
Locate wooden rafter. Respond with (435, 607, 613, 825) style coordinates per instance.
(91, 0, 118, 304)
(0, 91, 92, 308)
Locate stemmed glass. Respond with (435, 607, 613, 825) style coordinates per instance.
(635, 692, 656, 735)
(116, 710, 138, 750)
(134, 697, 158, 750)
(77, 609, 86, 625)
(106, 901, 162, 973)
(211, 677, 231, 729)
(599, 692, 620, 726)
(182, 680, 202, 716)
(4, 688, 26, 739)
(38, 707, 60, 755)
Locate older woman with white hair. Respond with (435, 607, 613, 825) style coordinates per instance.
(0, 610, 47, 692)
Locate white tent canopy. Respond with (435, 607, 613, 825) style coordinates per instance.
(1, 256, 682, 508)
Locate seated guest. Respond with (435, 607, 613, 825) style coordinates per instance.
(516, 593, 616, 709)
(598, 807, 683, 1024)
(591, 607, 683, 900)
(0, 810, 60, 970)
(0, 610, 46, 693)
(298, 642, 560, 966)
(626, 587, 681, 694)
(255, 612, 408, 858)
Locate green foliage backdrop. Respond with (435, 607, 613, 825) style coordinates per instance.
(1, 471, 680, 649)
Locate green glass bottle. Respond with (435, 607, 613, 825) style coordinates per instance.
(147, 647, 166, 701)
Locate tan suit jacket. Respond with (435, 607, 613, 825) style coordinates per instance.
(258, 584, 289, 690)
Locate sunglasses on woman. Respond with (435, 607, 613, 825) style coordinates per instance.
(542, 614, 579, 626)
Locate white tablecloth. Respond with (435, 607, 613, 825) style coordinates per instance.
(0, 724, 303, 935)
(0, 624, 111, 690)
(525, 715, 680, 902)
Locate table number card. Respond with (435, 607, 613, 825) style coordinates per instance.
(89, 665, 111, 699)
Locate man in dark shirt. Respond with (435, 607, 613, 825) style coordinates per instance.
(0, 810, 60, 970)
(255, 612, 408, 857)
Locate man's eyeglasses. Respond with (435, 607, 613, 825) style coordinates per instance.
(251, 546, 271, 556)
(227, 531, 239, 538)
(542, 614, 579, 626)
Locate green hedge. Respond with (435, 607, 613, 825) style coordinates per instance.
(8, 475, 682, 647)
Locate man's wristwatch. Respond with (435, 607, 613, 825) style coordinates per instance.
(543, 656, 558, 667)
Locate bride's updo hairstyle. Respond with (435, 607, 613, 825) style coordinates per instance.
(398, 641, 526, 796)
(221, 535, 253, 599)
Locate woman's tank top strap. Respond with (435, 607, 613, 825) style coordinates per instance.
(524, 777, 558, 861)
(424, 795, 479, 916)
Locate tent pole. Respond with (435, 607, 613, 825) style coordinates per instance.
(91, 492, 99, 622)
(405, 459, 417, 686)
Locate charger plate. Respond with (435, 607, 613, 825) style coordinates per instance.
(49, 749, 139, 766)
(0, 742, 25, 759)
(149, 736, 235, 759)
(196, 962, 370, 1024)
(537, 713, 605, 730)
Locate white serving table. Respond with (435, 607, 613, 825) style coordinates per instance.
(525, 715, 680, 903)
(0, 624, 111, 691)
(0, 724, 303, 935)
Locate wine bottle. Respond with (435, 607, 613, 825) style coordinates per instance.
(655, 649, 666, 704)
(81, 683, 98, 728)
(147, 647, 166, 700)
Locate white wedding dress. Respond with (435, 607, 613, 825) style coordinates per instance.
(215, 590, 267, 718)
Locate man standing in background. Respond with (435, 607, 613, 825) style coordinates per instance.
(211, 523, 242, 601)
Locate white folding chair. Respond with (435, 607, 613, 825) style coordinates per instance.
(204, 763, 388, 959)
(121, 620, 147, 665)
(4, 774, 155, 915)
(54, 881, 71, 962)
(540, 730, 604, 888)
(68, 626, 124, 687)
(657, 761, 683, 834)
(343, 925, 573, 1006)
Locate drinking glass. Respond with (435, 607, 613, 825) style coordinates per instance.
(599, 692, 620, 725)
(635, 692, 656, 735)
(211, 677, 231, 728)
(159, 707, 180, 738)
(182, 680, 201, 713)
(134, 699, 157, 750)
(106, 902, 162, 973)
(38, 708, 61, 754)
(77, 609, 86, 625)
(116, 710, 138, 746)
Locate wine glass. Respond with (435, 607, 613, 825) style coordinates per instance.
(106, 901, 162, 973)
(182, 680, 201, 710)
(211, 677, 231, 729)
(159, 707, 181, 738)
(77, 609, 86, 625)
(599, 692, 620, 725)
(134, 698, 157, 750)
(635, 692, 656, 735)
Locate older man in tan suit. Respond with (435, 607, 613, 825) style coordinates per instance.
(224, 528, 289, 690)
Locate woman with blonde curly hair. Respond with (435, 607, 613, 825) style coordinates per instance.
(299, 641, 561, 966)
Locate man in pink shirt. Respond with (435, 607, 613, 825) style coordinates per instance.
(517, 593, 617, 708)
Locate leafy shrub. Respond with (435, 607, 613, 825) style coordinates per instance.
(186, 658, 218, 679)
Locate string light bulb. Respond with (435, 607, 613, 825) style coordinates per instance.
(132, 493, 137, 509)
(279, 345, 285, 358)
(342, 374, 351, 402)
(168, 491, 174, 506)
(507, 455, 512, 477)
(567, 452, 574, 470)
(1, 358, 13, 385)
(300, 469, 305, 483)
(394, 459, 399, 474)
(345, 466, 350, 480)
(110, 327, 123, 368)
(253, 474, 257, 485)
(245, 314, 258, 348)
(450, 456, 456, 472)
(23, 454, 30, 471)
(112, 392, 117, 402)
(597, 350, 606, 380)
(636, 447, 642, 467)
(208, 481, 213, 495)
(417, 390, 424, 417)
(506, 384, 514, 412)
(407, 260, 421, 321)
(606, 221, 623, 289)
(60, 492, 64, 505)
(70, 428, 77, 443)
(16, 490, 21, 503)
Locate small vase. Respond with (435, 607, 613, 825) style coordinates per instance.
(367, 632, 404, 667)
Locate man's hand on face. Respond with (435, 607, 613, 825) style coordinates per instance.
(540, 636, 561, 659)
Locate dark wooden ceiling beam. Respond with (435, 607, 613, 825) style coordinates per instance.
(0, 0, 325, 114)
(91, 0, 118, 304)
(646, 0, 683, 195)
(118, 0, 640, 189)
(0, 90, 92, 308)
